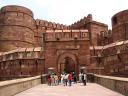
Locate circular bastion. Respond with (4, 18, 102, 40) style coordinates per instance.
(0, 5, 35, 52)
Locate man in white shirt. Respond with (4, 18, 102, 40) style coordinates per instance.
(82, 73, 87, 86)
(79, 73, 82, 83)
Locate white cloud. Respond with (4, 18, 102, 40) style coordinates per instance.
(0, 1, 5, 8)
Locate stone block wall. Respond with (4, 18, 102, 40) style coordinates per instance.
(0, 5, 35, 52)
(0, 47, 45, 81)
(95, 74, 128, 96)
(0, 76, 41, 96)
(112, 10, 128, 42)
(44, 29, 90, 75)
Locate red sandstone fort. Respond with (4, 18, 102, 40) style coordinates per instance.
(0, 5, 128, 80)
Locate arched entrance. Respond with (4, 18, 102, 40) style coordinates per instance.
(60, 57, 75, 73)
(57, 52, 78, 74)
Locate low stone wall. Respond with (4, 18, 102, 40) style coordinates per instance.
(0, 76, 41, 96)
(95, 75, 128, 96)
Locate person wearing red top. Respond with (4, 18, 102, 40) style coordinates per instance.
(68, 73, 72, 86)
(47, 75, 51, 86)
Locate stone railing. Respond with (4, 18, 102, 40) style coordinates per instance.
(95, 74, 128, 96)
(0, 76, 41, 96)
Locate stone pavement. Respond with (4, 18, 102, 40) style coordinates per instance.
(15, 83, 124, 96)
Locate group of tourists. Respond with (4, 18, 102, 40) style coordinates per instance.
(47, 72, 87, 86)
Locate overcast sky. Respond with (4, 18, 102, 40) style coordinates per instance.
(0, 0, 128, 29)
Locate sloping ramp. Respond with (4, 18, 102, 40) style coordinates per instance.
(15, 83, 124, 96)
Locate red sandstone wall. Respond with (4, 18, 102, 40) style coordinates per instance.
(44, 30, 90, 74)
(1, 5, 122, 78)
(34, 19, 69, 47)
(112, 10, 128, 42)
(69, 14, 108, 46)
(88, 21, 108, 46)
(97, 30, 113, 46)
(0, 5, 35, 52)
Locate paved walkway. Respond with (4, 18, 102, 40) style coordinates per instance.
(15, 83, 124, 96)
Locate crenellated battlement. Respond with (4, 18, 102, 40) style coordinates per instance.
(0, 5, 127, 81)
(70, 14, 107, 30)
(35, 19, 69, 30)
(70, 14, 92, 29)
(0, 5, 108, 51)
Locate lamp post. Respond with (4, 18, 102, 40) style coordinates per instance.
(117, 49, 121, 73)
(80, 66, 86, 73)
(97, 52, 101, 74)
(42, 33, 46, 74)
(48, 67, 55, 74)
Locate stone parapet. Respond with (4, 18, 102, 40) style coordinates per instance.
(90, 40, 128, 51)
(0, 76, 41, 96)
(0, 47, 44, 61)
(95, 74, 128, 96)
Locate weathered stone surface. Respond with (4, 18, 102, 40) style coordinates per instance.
(0, 5, 128, 81)
(112, 10, 128, 42)
(0, 76, 41, 96)
(14, 83, 123, 96)
(0, 5, 35, 52)
(95, 74, 128, 95)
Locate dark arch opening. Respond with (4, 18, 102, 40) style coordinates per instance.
(58, 56, 76, 74)
(63, 57, 75, 73)
(57, 52, 79, 76)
